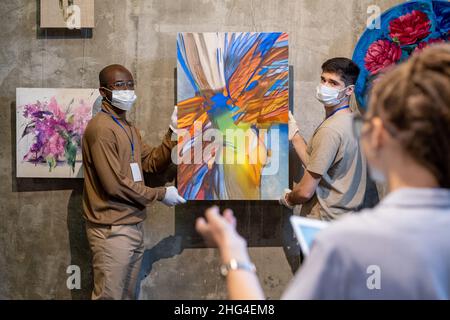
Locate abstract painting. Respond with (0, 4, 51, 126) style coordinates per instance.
(16, 88, 99, 178)
(177, 32, 289, 200)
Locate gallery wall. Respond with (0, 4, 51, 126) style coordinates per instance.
(0, 0, 400, 299)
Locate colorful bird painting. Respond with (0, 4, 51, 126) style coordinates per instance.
(177, 32, 289, 200)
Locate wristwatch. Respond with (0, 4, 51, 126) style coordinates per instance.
(220, 259, 257, 277)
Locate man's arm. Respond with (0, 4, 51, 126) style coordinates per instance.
(287, 170, 321, 205)
(140, 129, 177, 174)
(90, 136, 166, 207)
(289, 111, 309, 167)
(283, 126, 341, 207)
(291, 133, 310, 167)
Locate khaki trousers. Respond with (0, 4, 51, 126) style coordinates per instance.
(86, 221, 144, 300)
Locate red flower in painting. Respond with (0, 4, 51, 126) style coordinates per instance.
(364, 40, 402, 75)
(389, 10, 431, 45)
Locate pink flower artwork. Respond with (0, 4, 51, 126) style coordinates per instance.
(16, 88, 99, 178)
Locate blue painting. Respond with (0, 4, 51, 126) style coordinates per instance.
(177, 33, 289, 200)
(352, 0, 450, 108)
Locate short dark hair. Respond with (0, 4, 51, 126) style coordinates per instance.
(99, 64, 131, 87)
(321, 57, 360, 86)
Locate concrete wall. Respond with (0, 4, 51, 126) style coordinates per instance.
(0, 0, 401, 299)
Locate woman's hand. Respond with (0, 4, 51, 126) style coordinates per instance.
(196, 206, 250, 265)
(196, 206, 265, 300)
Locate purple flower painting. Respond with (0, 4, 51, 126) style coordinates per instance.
(16, 88, 99, 178)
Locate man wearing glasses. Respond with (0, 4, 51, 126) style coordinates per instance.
(82, 64, 185, 299)
(281, 58, 367, 221)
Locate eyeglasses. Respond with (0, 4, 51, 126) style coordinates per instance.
(352, 113, 398, 139)
(108, 80, 135, 90)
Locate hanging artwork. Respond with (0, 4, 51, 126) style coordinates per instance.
(40, 0, 95, 29)
(353, 0, 450, 108)
(16, 88, 99, 178)
(177, 32, 289, 200)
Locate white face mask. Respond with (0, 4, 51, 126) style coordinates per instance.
(316, 84, 351, 107)
(104, 89, 137, 111)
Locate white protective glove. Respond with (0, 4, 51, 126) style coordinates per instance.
(279, 188, 294, 210)
(288, 111, 299, 141)
(161, 186, 186, 207)
(169, 105, 178, 134)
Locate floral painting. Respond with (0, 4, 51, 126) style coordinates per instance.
(353, 0, 450, 108)
(16, 88, 99, 178)
(177, 32, 289, 200)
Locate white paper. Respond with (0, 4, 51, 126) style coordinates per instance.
(130, 163, 143, 182)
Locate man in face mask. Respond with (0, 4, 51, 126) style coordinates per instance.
(82, 64, 185, 300)
(280, 58, 367, 221)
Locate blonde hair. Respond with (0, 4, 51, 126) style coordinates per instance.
(369, 44, 450, 188)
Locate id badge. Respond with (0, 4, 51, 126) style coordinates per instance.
(130, 163, 143, 182)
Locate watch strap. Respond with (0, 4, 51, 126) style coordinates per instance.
(220, 259, 256, 277)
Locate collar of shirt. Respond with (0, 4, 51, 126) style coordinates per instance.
(379, 188, 450, 209)
(102, 100, 127, 120)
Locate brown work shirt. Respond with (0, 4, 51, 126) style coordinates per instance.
(82, 101, 176, 225)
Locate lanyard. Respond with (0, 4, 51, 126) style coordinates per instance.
(101, 109, 135, 159)
(327, 105, 350, 119)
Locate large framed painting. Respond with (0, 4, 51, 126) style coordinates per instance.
(177, 32, 289, 200)
(16, 88, 99, 178)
